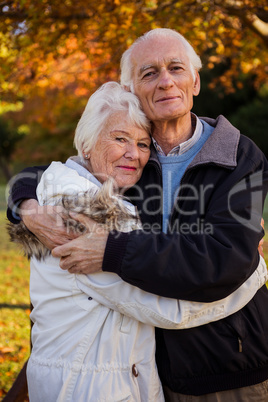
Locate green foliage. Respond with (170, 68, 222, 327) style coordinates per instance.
(228, 94, 268, 158)
(0, 116, 25, 181)
(0, 184, 8, 211)
(193, 63, 256, 116)
(192, 68, 268, 158)
(0, 118, 21, 157)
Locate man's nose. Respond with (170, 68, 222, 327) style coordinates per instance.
(157, 69, 174, 89)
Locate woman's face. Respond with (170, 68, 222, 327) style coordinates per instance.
(85, 111, 151, 190)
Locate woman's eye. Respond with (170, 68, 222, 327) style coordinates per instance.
(138, 142, 150, 149)
(116, 137, 125, 143)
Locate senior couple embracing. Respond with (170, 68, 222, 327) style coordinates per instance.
(8, 28, 268, 401)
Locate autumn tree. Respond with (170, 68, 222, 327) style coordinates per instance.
(0, 116, 24, 180)
(0, 0, 267, 168)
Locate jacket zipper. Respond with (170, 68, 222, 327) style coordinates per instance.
(225, 322, 243, 353)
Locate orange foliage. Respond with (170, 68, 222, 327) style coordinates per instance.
(0, 0, 267, 164)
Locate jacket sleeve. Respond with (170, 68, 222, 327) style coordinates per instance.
(103, 148, 268, 302)
(76, 256, 267, 329)
(7, 165, 49, 223)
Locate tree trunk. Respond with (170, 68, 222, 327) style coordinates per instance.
(0, 156, 13, 182)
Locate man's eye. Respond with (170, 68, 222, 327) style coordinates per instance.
(171, 66, 182, 71)
(142, 71, 155, 79)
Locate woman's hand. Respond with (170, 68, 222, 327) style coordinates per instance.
(20, 199, 79, 250)
(52, 213, 108, 274)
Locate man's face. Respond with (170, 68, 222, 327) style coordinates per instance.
(131, 36, 200, 123)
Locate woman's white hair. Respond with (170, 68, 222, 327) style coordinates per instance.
(74, 81, 150, 157)
(120, 28, 202, 92)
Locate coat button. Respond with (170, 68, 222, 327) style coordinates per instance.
(88, 297, 93, 300)
(132, 364, 138, 377)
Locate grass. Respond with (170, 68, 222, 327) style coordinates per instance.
(0, 185, 268, 400)
(0, 186, 31, 400)
(0, 185, 8, 213)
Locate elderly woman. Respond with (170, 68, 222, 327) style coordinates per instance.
(11, 82, 267, 401)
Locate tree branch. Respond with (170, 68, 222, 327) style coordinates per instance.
(214, 0, 268, 47)
(0, 10, 93, 21)
(243, 13, 268, 46)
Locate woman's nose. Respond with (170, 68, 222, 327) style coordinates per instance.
(157, 69, 174, 90)
(124, 144, 139, 159)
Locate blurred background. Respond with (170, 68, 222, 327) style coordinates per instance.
(0, 0, 268, 179)
(0, 0, 267, 399)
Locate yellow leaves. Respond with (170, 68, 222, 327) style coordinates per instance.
(0, 347, 16, 354)
(0, 44, 9, 58)
(145, 0, 158, 9)
(17, 124, 30, 135)
(0, 102, 23, 115)
(58, 46, 67, 55)
(253, 58, 261, 67)
(75, 87, 89, 96)
(37, 77, 50, 88)
(107, 23, 118, 32)
(196, 31, 206, 41)
(66, 35, 79, 51)
(216, 43, 225, 54)
(207, 55, 223, 69)
(0, 0, 267, 138)
(217, 25, 226, 35)
(0, 32, 18, 66)
(241, 61, 253, 74)
(192, 17, 204, 28)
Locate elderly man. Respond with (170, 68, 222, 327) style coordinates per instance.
(8, 29, 268, 401)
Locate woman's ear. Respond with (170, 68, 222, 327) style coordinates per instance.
(82, 150, 90, 159)
(123, 84, 131, 92)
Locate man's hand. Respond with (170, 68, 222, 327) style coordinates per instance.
(52, 213, 108, 274)
(20, 199, 78, 250)
(258, 218, 265, 258)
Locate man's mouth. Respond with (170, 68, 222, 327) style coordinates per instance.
(156, 96, 179, 103)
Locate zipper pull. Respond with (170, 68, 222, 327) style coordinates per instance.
(238, 337, 243, 352)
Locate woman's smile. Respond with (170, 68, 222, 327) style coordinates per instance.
(85, 111, 151, 189)
(117, 165, 137, 171)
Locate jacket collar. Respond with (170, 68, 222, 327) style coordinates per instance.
(149, 115, 240, 170)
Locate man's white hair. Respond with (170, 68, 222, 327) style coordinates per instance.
(74, 81, 150, 157)
(120, 28, 202, 92)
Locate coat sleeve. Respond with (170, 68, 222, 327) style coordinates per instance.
(7, 165, 48, 223)
(103, 148, 268, 302)
(76, 256, 267, 329)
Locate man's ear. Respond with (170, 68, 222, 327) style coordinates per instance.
(193, 72, 201, 96)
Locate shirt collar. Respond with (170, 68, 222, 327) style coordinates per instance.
(152, 113, 203, 156)
(65, 156, 102, 188)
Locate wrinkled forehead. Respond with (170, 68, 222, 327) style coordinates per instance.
(131, 36, 189, 72)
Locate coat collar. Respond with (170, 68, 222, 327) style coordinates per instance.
(149, 115, 240, 170)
